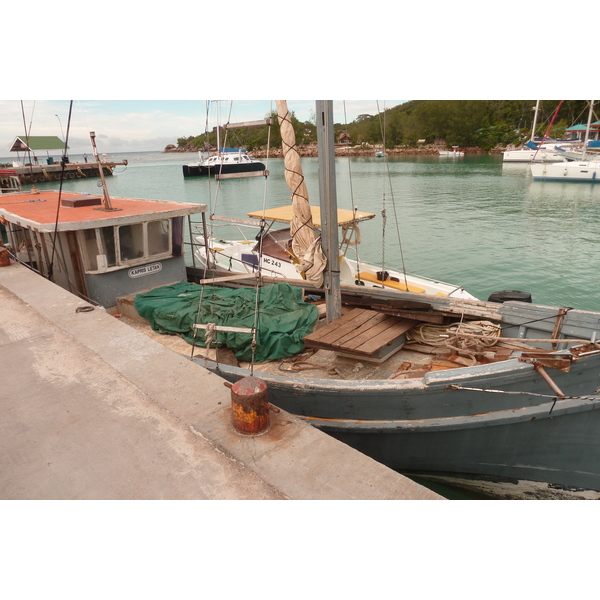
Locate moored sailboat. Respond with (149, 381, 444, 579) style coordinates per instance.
(182, 101, 268, 179)
(194, 100, 476, 300)
(531, 101, 599, 182)
(503, 101, 571, 163)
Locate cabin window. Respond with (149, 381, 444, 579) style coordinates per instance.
(118, 223, 144, 261)
(81, 229, 99, 271)
(78, 219, 172, 273)
(99, 226, 117, 267)
(147, 219, 170, 255)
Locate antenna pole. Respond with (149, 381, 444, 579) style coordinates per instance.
(89, 131, 113, 210)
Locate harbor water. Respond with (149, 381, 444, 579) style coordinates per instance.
(8, 150, 600, 499)
(13, 149, 599, 311)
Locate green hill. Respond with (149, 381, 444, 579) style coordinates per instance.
(174, 100, 592, 152)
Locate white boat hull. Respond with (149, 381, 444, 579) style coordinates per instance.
(194, 235, 477, 300)
(503, 149, 567, 163)
(530, 160, 600, 182)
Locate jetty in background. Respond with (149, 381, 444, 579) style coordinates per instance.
(3, 134, 127, 185)
(6, 160, 128, 184)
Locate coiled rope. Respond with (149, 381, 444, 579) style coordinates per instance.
(407, 320, 503, 365)
(408, 320, 502, 348)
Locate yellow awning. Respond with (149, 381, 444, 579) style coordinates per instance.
(247, 205, 375, 226)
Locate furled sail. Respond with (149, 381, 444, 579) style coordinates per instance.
(276, 100, 326, 288)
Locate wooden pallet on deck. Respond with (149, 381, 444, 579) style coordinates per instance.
(304, 308, 417, 362)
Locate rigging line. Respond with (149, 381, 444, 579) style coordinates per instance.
(342, 101, 357, 211)
(447, 384, 600, 403)
(20, 101, 36, 181)
(255, 103, 274, 272)
(206, 101, 221, 224)
(534, 101, 564, 160)
(376, 101, 387, 274)
(375, 100, 409, 286)
(48, 101, 73, 281)
(341, 101, 363, 266)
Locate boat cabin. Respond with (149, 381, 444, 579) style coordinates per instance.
(0, 189, 206, 308)
(0, 169, 21, 194)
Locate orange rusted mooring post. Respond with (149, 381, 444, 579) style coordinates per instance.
(0, 245, 10, 267)
(225, 376, 279, 435)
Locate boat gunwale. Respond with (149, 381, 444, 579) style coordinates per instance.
(297, 393, 600, 432)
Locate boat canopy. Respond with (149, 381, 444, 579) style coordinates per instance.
(219, 147, 247, 153)
(9, 136, 67, 152)
(247, 205, 376, 226)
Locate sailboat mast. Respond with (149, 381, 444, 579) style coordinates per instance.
(316, 100, 341, 322)
(216, 101, 221, 156)
(531, 100, 540, 142)
(582, 100, 594, 161)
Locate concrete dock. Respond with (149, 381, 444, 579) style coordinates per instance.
(0, 261, 442, 500)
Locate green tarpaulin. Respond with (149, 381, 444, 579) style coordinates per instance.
(134, 282, 319, 362)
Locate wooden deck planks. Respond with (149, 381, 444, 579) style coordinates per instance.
(304, 308, 417, 357)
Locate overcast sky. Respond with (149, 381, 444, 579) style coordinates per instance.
(0, 100, 403, 156)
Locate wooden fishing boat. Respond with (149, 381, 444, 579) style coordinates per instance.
(179, 283, 600, 499)
(0, 132, 206, 308)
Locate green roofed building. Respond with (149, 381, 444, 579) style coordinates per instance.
(9, 136, 67, 152)
(564, 123, 600, 142)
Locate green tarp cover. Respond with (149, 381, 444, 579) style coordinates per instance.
(133, 282, 318, 363)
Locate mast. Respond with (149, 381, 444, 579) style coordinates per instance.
(582, 100, 594, 161)
(316, 100, 341, 322)
(216, 101, 221, 156)
(276, 100, 326, 288)
(531, 100, 540, 142)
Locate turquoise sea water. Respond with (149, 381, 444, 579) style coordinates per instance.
(19, 149, 600, 311)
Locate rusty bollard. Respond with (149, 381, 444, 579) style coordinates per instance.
(0, 245, 10, 267)
(225, 376, 279, 435)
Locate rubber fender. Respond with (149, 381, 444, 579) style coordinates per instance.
(488, 290, 532, 304)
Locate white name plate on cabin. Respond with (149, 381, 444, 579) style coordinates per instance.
(128, 263, 162, 279)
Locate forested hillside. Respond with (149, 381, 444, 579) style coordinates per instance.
(174, 100, 592, 152)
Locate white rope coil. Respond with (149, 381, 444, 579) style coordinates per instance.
(407, 320, 502, 349)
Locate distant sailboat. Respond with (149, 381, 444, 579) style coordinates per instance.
(531, 101, 599, 182)
(182, 101, 268, 179)
(503, 101, 569, 163)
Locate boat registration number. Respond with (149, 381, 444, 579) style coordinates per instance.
(263, 257, 282, 268)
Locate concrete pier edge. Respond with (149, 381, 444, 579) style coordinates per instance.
(0, 261, 442, 500)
